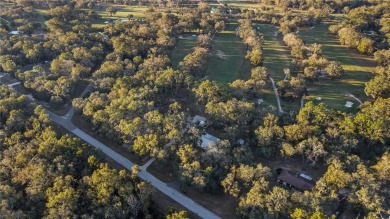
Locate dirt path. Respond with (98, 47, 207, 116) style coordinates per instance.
(270, 77, 284, 114)
(7, 82, 21, 87)
(346, 93, 363, 105)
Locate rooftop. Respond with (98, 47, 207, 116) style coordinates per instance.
(278, 170, 314, 191)
(200, 133, 220, 150)
(191, 115, 207, 126)
(9, 30, 22, 35)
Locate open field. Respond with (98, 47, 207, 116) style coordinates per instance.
(92, 3, 148, 27)
(253, 22, 374, 112)
(299, 23, 376, 111)
(210, 1, 280, 11)
(256, 23, 301, 112)
(0, 2, 13, 7)
(205, 23, 251, 83)
(257, 24, 290, 81)
(170, 34, 198, 68)
(34, 4, 148, 28)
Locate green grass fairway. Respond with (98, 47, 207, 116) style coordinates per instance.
(206, 24, 250, 84)
(256, 23, 301, 112)
(92, 4, 148, 27)
(33, 4, 148, 28)
(170, 34, 198, 68)
(299, 23, 376, 111)
(0, 2, 13, 7)
(257, 24, 291, 81)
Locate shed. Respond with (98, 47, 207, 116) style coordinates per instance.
(277, 170, 314, 192)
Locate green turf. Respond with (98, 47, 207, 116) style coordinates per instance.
(257, 24, 291, 81)
(299, 23, 376, 111)
(0, 2, 13, 7)
(34, 4, 149, 28)
(170, 34, 198, 68)
(205, 23, 251, 84)
(91, 4, 148, 27)
(256, 23, 301, 112)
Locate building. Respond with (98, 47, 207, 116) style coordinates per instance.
(277, 170, 314, 192)
(200, 133, 219, 150)
(191, 115, 206, 126)
(9, 30, 22, 35)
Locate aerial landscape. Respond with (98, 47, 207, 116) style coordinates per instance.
(0, 0, 389, 218)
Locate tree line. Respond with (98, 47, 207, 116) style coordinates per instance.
(329, 3, 389, 54)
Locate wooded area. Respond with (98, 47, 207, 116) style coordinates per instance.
(0, 0, 389, 218)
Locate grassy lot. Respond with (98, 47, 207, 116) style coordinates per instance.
(92, 3, 148, 27)
(299, 23, 376, 111)
(0, 2, 13, 7)
(33, 4, 148, 28)
(206, 23, 251, 84)
(170, 34, 198, 68)
(256, 23, 301, 112)
(210, 1, 279, 11)
(257, 24, 290, 81)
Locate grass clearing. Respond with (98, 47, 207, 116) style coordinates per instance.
(170, 34, 198, 68)
(92, 3, 148, 27)
(0, 2, 13, 7)
(206, 23, 251, 84)
(257, 24, 290, 81)
(256, 23, 301, 112)
(299, 23, 376, 111)
(34, 4, 149, 28)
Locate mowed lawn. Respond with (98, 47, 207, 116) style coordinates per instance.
(257, 23, 301, 112)
(206, 24, 250, 83)
(92, 4, 148, 27)
(33, 4, 148, 28)
(170, 34, 198, 68)
(257, 24, 292, 80)
(299, 23, 376, 111)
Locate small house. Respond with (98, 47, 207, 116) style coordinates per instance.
(9, 31, 22, 35)
(277, 170, 314, 192)
(191, 115, 206, 126)
(200, 133, 219, 150)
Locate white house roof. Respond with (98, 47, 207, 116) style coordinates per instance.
(9, 31, 22, 35)
(200, 133, 219, 150)
(191, 115, 206, 125)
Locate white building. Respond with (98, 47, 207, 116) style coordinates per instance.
(191, 115, 206, 126)
(200, 133, 219, 150)
(9, 31, 22, 35)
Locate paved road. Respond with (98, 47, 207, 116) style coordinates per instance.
(48, 112, 220, 219)
(4, 80, 221, 219)
(7, 82, 21, 87)
(270, 77, 284, 114)
(48, 83, 220, 219)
